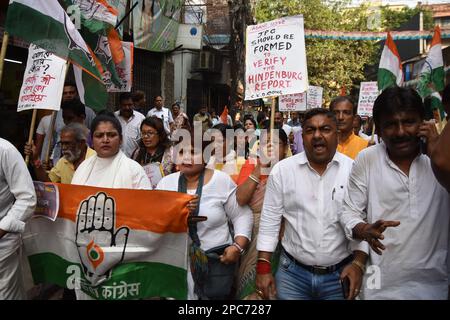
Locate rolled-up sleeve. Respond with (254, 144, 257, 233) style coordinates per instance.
(340, 153, 369, 243)
(0, 144, 36, 233)
(257, 164, 283, 253)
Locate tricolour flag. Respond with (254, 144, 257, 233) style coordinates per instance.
(378, 32, 403, 91)
(62, 0, 125, 85)
(24, 183, 192, 300)
(6, 0, 103, 80)
(74, 65, 108, 112)
(417, 26, 445, 99)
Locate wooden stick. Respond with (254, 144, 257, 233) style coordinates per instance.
(0, 32, 9, 87)
(270, 97, 276, 130)
(25, 109, 38, 165)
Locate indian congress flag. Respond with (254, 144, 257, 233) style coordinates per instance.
(378, 32, 403, 91)
(6, 0, 103, 80)
(24, 183, 192, 300)
(417, 26, 445, 99)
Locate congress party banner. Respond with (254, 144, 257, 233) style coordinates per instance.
(24, 183, 192, 300)
(132, 0, 183, 52)
(245, 15, 308, 100)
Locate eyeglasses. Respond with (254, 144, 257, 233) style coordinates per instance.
(141, 131, 158, 138)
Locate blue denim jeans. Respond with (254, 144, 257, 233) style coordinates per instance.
(275, 250, 345, 300)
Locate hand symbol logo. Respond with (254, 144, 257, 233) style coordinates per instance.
(75, 192, 130, 286)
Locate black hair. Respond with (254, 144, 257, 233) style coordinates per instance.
(372, 87, 425, 130)
(329, 96, 357, 115)
(212, 123, 233, 138)
(61, 99, 85, 118)
(243, 117, 257, 131)
(119, 92, 133, 103)
(133, 117, 170, 165)
(64, 81, 77, 89)
(257, 111, 266, 124)
(303, 108, 337, 126)
(90, 114, 122, 139)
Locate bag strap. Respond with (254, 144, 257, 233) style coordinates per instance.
(178, 170, 205, 247)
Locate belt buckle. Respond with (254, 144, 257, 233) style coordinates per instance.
(311, 265, 329, 275)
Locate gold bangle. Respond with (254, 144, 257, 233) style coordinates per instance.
(249, 174, 260, 184)
(257, 257, 271, 264)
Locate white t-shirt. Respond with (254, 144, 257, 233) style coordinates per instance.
(147, 107, 173, 134)
(36, 115, 54, 161)
(114, 110, 146, 158)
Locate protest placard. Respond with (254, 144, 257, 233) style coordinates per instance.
(279, 92, 307, 111)
(306, 86, 323, 109)
(17, 43, 67, 112)
(358, 81, 379, 116)
(245, 15, 308, 100)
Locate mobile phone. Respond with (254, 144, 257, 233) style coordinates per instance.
(340, 277, 350, 299)
(419, 136, 427, 154)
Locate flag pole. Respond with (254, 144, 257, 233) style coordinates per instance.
(115, 1, 139, 30)
(0, 32, 9, 86)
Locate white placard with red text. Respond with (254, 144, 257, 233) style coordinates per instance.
(17, 43, 67, 112)
(357, 81, 379, 117)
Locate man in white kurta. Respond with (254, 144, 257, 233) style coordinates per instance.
(340, 87, 450, 300)
(0, 138, 36, 299)
(340, 143, 450, 299)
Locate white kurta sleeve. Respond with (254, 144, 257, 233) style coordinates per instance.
(257, 163, 283, 253)
(340, 152, 369, 242)
(0, 144, 36, 233)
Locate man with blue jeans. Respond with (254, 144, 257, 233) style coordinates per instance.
(255, 108, 367, 300)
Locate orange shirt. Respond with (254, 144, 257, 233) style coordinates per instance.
(337, 132, 368, 160)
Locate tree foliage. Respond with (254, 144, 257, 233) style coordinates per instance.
(381, 5, 434, 31)
(254, 0, 433, 104)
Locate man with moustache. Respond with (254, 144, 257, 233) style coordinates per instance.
(340, 87, 450, 299)
(256, 108, 367, 300)
(330, 96, 368, 159)
(25, 123, 95, 184)
(115, 92, 145, 158)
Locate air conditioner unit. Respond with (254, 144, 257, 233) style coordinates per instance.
(199, 51, 215, 70)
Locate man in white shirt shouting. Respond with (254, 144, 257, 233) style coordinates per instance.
(340, 86, 449, 299)
(256, 108, 367, 300)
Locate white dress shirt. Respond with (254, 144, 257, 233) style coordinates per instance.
(0, 138, 36, 256)
(114, 110, 145, 158)
(340, 143, 450, 300)
(257, 151, 359, 266)
(157, 170, 253, 299)
(147, 107, 173, 134)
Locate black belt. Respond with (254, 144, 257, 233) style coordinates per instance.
(282, 247, 353, 275)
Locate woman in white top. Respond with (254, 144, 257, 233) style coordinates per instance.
(157, 136, 253, 299)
